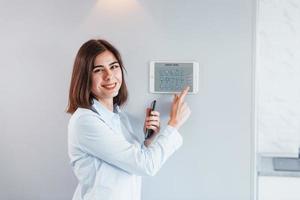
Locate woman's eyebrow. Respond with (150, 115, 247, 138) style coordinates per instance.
(109, 61, 119, 66)
(93, 61, 119, 69)
(93, 65, 104, 69)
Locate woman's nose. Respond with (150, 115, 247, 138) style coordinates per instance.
(104, 69, 113, 80)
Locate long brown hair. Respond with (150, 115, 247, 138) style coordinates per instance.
(66, 39, 128, 114)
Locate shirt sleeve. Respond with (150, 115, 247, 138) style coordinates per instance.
(71, 114, 182, 176)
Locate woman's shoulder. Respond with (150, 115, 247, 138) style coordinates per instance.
(72, 107, 94, 117)
(68, 107, 99, 126)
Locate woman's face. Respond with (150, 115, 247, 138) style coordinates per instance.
(91, 51, 122, 104)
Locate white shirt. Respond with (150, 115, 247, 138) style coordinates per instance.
(68, 99, 183, 200)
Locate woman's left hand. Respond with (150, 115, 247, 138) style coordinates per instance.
(144, 109, 160, 144)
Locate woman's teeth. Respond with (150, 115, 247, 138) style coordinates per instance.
(103, 83, 116, 89)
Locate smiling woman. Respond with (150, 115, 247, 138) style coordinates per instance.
(66, 39, 191, 200)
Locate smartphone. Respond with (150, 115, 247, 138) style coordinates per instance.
(145, 100, 156, 139)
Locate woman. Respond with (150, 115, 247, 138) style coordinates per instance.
(67, 39, 191, 200)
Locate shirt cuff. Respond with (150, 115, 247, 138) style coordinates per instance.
(160, 125, 183, 150)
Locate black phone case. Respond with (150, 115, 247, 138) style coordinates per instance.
(145, 100, 156, 139)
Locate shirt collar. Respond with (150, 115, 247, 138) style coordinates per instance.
(91, 98, 120, 122)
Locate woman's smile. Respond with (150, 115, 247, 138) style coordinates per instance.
(101, 82, 117, 90)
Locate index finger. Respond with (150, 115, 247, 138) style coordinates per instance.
(178, 86, 190, 102)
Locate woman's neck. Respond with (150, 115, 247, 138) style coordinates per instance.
(98, 99, 113, 112)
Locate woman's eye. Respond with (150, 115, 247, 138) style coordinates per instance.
(93, 68, 104, 73)
(111, 65, 119, 69)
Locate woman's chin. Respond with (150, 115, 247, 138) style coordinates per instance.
(105, 90, 119, 98)
(112, 91, 119, 97)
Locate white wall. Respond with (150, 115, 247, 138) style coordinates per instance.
(0, 0, 255, 199)
(258, 176, 300, 200)
(257, 0, 300, 154)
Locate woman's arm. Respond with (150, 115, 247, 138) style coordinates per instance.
(70, 114, 182, 176)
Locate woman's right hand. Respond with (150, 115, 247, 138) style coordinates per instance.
(168, 86, 191, 129)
